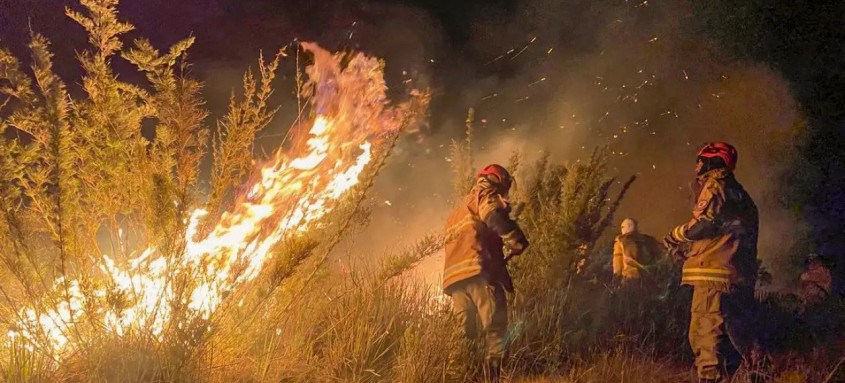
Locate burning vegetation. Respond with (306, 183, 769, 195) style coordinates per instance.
(0, 0, 428, 377)
(1, 0, 844, 382)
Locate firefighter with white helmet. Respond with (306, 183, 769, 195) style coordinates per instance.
(612, 218, 661, 284)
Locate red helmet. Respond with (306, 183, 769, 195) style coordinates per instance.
(697, 141, 738, 170)
(477, 164, 512, 190)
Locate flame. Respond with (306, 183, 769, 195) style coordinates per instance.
(8, 43, 406, 356)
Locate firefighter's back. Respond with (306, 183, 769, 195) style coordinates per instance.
(443, 192, 484, 292)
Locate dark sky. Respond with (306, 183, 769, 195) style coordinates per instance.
(2, 0, 843, 282)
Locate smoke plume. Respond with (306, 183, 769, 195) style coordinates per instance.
(0, 0, 807, 285)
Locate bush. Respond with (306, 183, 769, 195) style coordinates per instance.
(0, 0, 426, 381)
(3, 2, 844, 383)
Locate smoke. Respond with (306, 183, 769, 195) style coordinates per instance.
(0, 0, 807, 284)
(339, 0, 807, 285)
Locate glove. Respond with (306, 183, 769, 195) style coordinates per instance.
(662, 234, 681, 250)
(504, 242, 528, 261)
(663, 235, 689, 264)
(504, 233, 528, 258)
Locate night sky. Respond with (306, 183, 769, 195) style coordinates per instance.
(2, 0, 843, 284)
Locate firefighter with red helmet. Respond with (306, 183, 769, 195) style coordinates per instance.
(663, 142, 761, 382)
(443, 164, 528, 382)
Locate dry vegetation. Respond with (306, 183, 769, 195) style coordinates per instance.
(1, 1, 845, 382)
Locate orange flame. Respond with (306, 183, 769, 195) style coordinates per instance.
(9, 43, 407, 356)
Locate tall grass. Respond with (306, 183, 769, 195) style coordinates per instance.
(1, 340, 54, 383)
(2, 2, 845, 383)
(1, 0, 428, 381)
(194, 255, 468, 383)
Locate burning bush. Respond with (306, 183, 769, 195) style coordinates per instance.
(3, 1, 844, 383)
(0, 0, 426, 380)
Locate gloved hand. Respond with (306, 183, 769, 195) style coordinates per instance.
(503, 228, 528, 259)
(505, 238, 528, 257)
(663, 235, 688, 263)
(662, 234, 681, 250)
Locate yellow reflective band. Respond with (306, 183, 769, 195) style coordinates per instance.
(478, 200, 499, 222)
(447, 215, 476, 230)
(683, 268, 731, 275)
(445, 215, 479, 242)
(682, 275, 729, 283)
(672, 226, 690, 242)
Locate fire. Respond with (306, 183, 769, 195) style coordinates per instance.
(8, 43, 408, 357)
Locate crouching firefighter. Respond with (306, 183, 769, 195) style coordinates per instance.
(443, 164, 528, 382)
(663, 142, 762, 383)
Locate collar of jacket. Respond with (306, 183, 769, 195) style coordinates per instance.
(696, 168, 732, 183)
(615, 231, 640, 240)
(476, 177, 509, 199)
(477, 177, 495, 189)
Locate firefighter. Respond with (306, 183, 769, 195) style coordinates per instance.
(800, 253, 832, 306)
(443, 164, 528, 382)
(663, 142, 761, 383)
(612, 218, 661, 284)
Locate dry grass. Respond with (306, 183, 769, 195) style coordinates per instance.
(2, 1, 845, 383)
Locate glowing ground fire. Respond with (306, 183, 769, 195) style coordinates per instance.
(8, 43, 407, 356)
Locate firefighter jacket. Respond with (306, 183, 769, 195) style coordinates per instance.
(668, 168, 759, 291)
(800, 264, 832, 304)
(443, 179, 528, 293)
(613, 232, 661, 279)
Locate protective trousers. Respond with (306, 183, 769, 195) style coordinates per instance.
(689, 286, 758, 380)
(449, 275, 508, 361)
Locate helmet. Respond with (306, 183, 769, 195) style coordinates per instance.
(477, 164, 512, 190)
(807, 252, 832, 267)
(620, 218, 638, 234)
(697, 142, 738, 170)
